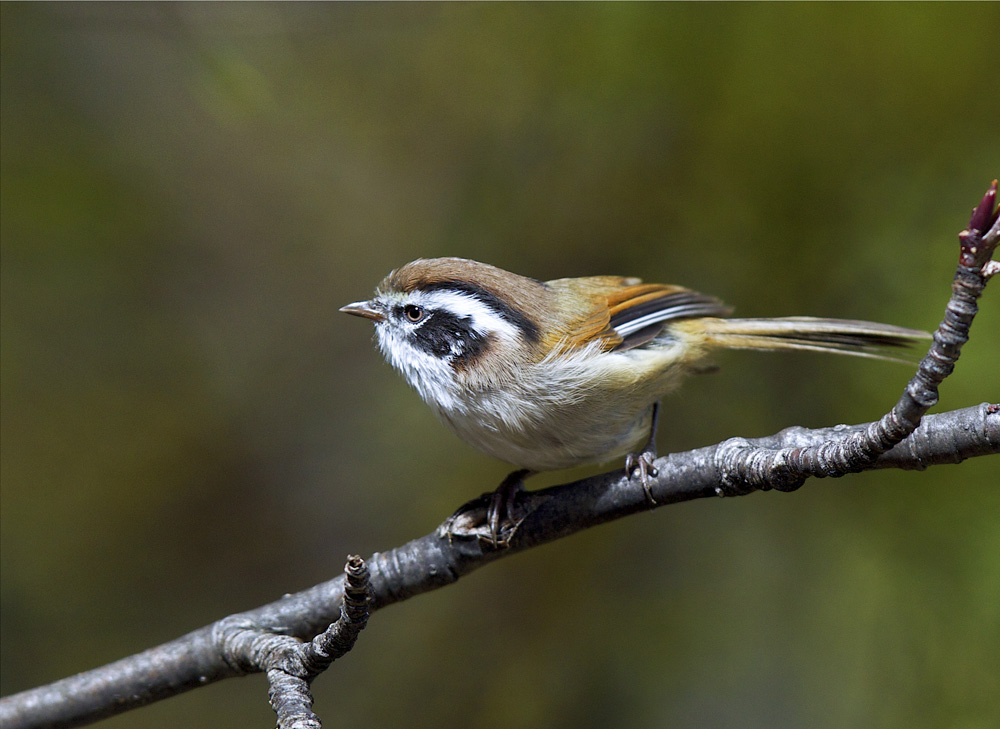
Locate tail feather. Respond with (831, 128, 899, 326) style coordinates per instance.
(698, 317, 930, 363)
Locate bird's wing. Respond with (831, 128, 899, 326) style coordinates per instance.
(543, 276, 732, 354)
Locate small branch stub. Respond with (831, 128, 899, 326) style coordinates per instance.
(266, 555, 373, 729)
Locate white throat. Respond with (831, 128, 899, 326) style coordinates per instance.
(372, 289, 521, 414)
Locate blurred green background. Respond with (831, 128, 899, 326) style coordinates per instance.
(2, 4, 998, 728)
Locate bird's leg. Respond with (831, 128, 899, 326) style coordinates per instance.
(441, 468, 535, 547)
(625, 402, 660, 505)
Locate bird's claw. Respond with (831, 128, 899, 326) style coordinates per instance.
(626, 451, 659, 505)
(439, 469, 534, 548)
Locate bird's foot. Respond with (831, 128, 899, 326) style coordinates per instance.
(625, 450, 658, 505)
(440, 469, 535, 548)
(625, 401, 661, 505)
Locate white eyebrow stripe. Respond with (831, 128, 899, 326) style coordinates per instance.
(406, 289, 522, 340)
(612, 304, 713, 337)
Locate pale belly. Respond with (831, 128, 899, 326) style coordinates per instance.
(417, 338, 695, 472)
(434, 391, 656, 471)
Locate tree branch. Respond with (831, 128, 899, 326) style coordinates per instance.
(1, 406, 995, 729)
(1, 182, 997, 729)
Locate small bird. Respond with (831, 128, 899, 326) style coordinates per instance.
(341, 257, 928, 541)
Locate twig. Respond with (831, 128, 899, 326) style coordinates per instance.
(713, 179, 999, 495)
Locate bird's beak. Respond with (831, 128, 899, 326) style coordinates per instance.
(339, 300, 386, 323)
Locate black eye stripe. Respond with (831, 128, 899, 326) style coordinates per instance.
(416, 281, 540, 344)
(404, 309, 490, 365)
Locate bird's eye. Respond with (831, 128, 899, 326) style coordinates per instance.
(403, 304, 426, 323)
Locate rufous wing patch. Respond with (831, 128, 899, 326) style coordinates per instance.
(543, 277, 731, 355)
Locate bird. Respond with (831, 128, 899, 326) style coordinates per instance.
(340, 257, 928, 542)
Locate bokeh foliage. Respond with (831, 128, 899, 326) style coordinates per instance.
(1, 4, 997, 728)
